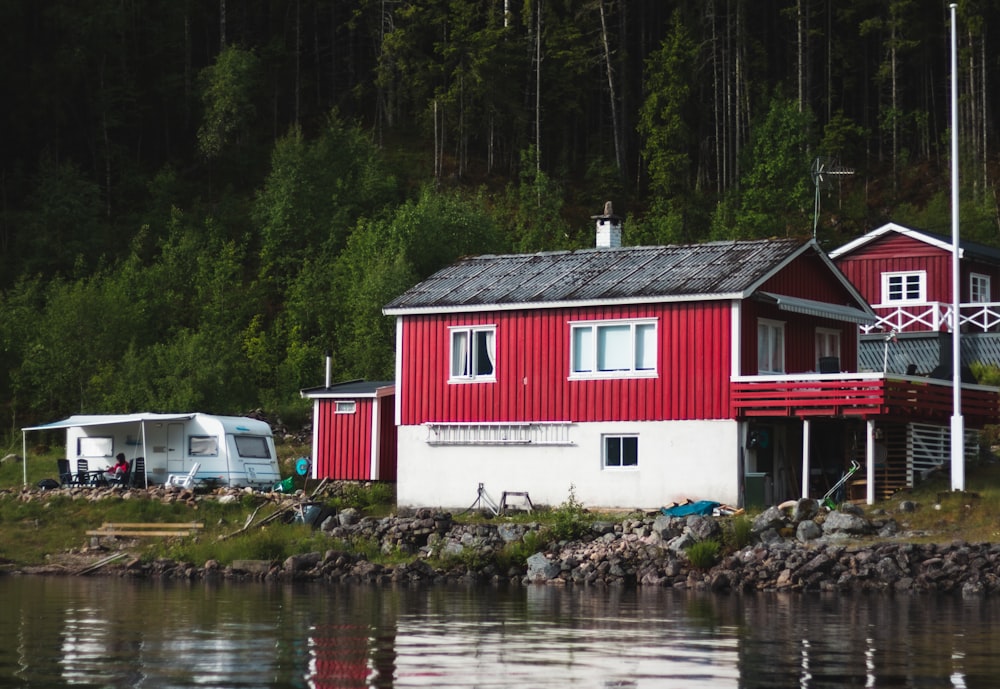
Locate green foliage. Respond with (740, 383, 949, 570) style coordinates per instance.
(547, 485, 594, 543)
(198, 46, 260, 160)
(685, 539, 721, 570)
(638, 10, 696, 205)
(725, 97, 816, 239)
(728, 515, 753, 550)
(330, 482, 396, 514)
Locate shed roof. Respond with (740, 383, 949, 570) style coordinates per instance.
(384, 237, 860, 315)
(300, 380, 395, 399)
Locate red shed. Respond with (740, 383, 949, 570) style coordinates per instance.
(301, 380, 397, 482)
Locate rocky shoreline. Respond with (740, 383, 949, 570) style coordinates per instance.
(16, 493, 1000, 596)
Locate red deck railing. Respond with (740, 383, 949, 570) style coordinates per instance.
(731, 373, 1000, 425)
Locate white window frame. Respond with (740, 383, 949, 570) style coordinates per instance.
(335, 401, 357, 414)
(970, 273, 991, 303)
(77, 436, 113, 458)
(603, 434, 639, 470)
(815, 327, 841, 369)
(449, 325, 497, 383)
(569, 318, 658, 379)
(881, 271, 926, 303)
(188, 435, 219, 457)
(757, 318, 785, 374)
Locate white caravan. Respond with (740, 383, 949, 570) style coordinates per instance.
(22, 412, 281, 488)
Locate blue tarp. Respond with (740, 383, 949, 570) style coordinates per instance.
(661, 500, 719, 517)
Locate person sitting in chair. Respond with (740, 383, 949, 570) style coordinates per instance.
(106, 453, 129, 480)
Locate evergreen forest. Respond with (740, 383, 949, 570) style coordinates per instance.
(2, 0, 1000, 430)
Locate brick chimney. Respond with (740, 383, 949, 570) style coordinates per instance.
(592, 201, 622, 248)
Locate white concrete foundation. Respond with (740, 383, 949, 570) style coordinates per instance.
(395, 419, 739, 510)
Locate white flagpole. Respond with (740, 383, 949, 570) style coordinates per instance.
(950, 3, 965, 492)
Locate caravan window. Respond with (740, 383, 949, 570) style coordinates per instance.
(77, 436, 113, 457)
(235, 436, 271, 459)
(189, 436, 219, 456)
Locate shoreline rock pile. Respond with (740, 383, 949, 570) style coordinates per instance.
(34, 497, 1000, 596)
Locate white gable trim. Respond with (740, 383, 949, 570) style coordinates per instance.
(829, 222, 963, 259)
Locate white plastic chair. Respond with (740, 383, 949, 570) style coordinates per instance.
(166, 462, 201, 489)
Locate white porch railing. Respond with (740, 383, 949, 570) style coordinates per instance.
(424, 421, 574, 446)
(861, 301, 1000, 334)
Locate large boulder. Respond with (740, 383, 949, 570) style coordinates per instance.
(752, 506, 787, 534)
(525, 553, 561, 582)
(822, 509, 873, 536)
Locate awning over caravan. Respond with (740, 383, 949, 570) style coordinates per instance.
(22, 412, 195, 432)
(20, 413, 197, 486)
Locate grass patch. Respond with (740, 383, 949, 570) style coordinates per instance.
(877, 462, 1000, 543)
(685, 539, 721, 569)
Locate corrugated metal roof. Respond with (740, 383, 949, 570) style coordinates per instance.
(385, 238, 813, 313)
(859, 332, 1000, 375)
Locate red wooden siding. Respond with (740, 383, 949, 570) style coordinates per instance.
(740, 252, 860, 374)
(836, 234, 952, 304)
(399, 301, 733, 425)
(376, 396, 397, 481)
(315, 399, 374, 480)
(740, 299, 859, 375)
(759, 251, 855, 302)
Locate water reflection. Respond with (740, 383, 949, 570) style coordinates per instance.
(2, 576, 999, 688)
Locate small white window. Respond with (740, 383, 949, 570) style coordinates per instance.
(335, 401, 356, 414)
(77, 436, 113, 457)
(603, 435, 639, 469)
(970, 273, 991, 303)
(189, 435, 219, 456)
(450, 326, 496, 382)
(881, 271, 926, 303)
(757, 319, 785, 374)
(815, 328, 841, 370)
(570, 319, 657, 379)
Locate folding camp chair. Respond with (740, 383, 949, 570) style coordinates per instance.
(130, 457, 147, 488)
(57, 458, 75, 486)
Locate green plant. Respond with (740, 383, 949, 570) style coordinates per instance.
(685, 539, 721, 570)
(728, 515, 753, 550)
(548, 485, 594, 543)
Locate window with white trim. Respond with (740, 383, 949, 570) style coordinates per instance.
(335, 401, 356, 414)
(189, 435, 219, 456)
(450, 326, 496, 382)
(757, 319, 785, 374)
(603, 435, 638, 469)
(77, 436, 113, 458)
(570, 319, 657, 378)
(970, 273, 991, 303)
(815, 327, 841, 369)
(881, 271, 926, 303)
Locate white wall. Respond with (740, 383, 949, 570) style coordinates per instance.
(395, 419, 740, 510)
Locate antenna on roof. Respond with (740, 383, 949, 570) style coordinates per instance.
(811, 156, 854, 238)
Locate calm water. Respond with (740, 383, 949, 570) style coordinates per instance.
(0, 576, 998, 688)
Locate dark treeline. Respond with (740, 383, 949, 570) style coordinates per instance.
(1, 0, 998, 429)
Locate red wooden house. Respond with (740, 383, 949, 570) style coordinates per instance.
(300, 379, 397, 482)
(832, 221, 1000, 373)
(380, 209, 999, 510)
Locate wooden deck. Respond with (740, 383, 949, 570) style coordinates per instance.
(731, 373, 1000, 426)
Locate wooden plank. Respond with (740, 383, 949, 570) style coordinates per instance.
(100, 522, 203, 529)
(87, 529, 192, 537)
